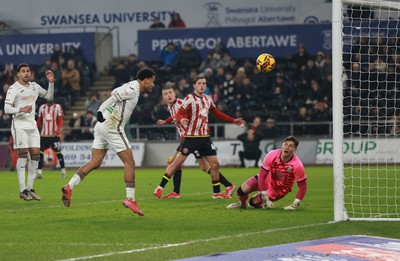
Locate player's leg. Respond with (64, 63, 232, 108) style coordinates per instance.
(163, 151, 182, 198)
(154, 152, 187, 198)
(61, 148, 107, 207)
(227, 175, 259, 209)
(117, 148, 144, 216)
(51, 137, 66, 178)
(37, 137, 49, 179)
(204, 155, 226, 198)
(199, 157, 235, 197)
(13, 128, 32, 200)
(16, 148, 31, 201)
(198, 137, 227, 198)
(27, 146, 41, 200)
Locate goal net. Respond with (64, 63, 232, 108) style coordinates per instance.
(333, 0, 400, 221)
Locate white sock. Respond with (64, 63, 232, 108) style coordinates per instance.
(37, 169, 42, 175)
(68, 173, 82, 190)
(16, 158, 27, 192)
(26, 160, 38, 191)
(126, 187, 135, 200)
(61, 168, 66, 175)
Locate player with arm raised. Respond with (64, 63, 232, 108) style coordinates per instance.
(4, 63, 55, 201)
(154, 76, 245, 199)
(36, 99, 66, 179)
(155, 85, 235, 198)
(61, 67, 156, 217)
(227, 135, 307, 210)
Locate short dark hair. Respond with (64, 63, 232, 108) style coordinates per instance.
(136, 67, 156, 81)
(284, 135, 299, 148)
(192, 75, 205, 84)
(17, 63, 31, 72)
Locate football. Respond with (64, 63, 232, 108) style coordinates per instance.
(256, 53, 276, 73)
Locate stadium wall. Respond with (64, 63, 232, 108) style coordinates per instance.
(1, 139, 397, 169)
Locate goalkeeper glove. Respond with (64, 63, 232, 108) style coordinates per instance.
(97, 111, 105, 123)
(260, 191, 274, 209)
(284, 198, 302, 210)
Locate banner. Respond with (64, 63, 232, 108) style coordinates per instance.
(316, 139, 400, 164)
(0, 0, 332, 56)
(138, 24, 332, 61)
(0, 33, 95, 65)
(61, 142, 145, 167)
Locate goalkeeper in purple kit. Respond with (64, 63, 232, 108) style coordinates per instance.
(227, 135, 307, 210)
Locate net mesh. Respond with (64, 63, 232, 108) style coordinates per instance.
(342, 0, 400, 219)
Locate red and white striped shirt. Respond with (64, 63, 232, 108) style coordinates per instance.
(168, 98, 186, 139)
(180, 93, 215, 137)
(37, 103, 64, 136)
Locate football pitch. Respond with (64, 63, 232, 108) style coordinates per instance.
(0, 166, 398, 261)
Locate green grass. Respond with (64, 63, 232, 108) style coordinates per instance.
(0, 167, 399, 261)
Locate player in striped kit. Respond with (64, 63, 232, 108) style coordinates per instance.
(154, 76, 245, 199)
(227, 135, 307, 210)
(155, 85, 235, 198)
(4, 63, 55, 201)
(61, 67, 156, 217)
(36, 99, 66, 179)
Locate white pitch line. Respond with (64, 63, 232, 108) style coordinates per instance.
(56, 221, 336, 261)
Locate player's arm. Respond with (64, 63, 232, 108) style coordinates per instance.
(56, 115, 64, 136)
(96, 93, 120, 123)
(175, 107, 189, 128)
(4, 90, 31, 114)
(284, 178, 307, 210)
(157, 116, 173, 125)
(39, 71, 55, 100)
(210, 108, 246, 127)
(37, 115, 43, 128)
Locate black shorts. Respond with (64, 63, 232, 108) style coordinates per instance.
(40, 136, 62, 153)
(180, 136, 217, 159)
(176, 140, 184, 152)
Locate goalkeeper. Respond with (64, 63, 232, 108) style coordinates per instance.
(227, 135, 307, 210)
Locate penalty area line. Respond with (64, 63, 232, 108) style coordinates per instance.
(56, 221, 335, 261)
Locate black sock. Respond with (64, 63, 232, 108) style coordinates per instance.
(208, 169, 232, 187)
(57, 153, 65, 168)
(173, 170, 182, 193)
(212, 180, 221, 193)
(219, 172, 232, 187)
(159, 174, 171, 188)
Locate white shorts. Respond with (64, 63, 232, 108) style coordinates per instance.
(92, 123, 131, 153)
(12, 128, 40, 149)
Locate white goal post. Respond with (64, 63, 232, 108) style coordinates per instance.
(333, 0, 400, 221)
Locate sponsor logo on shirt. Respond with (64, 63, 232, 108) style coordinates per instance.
(22, 94, 36, 101)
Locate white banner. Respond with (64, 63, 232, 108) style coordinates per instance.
(0, 0, 332, 56)
(316, 139, 400, 164)
(61, 142, 145, 167)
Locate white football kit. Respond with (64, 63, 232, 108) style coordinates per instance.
(92, 81, 140, 153)
(5, 81, 54, 149)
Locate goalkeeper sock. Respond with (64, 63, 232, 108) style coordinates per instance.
(249, 194, 263, 208)
(172, 170, 182, 193)
(237, 187, 249, 204)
